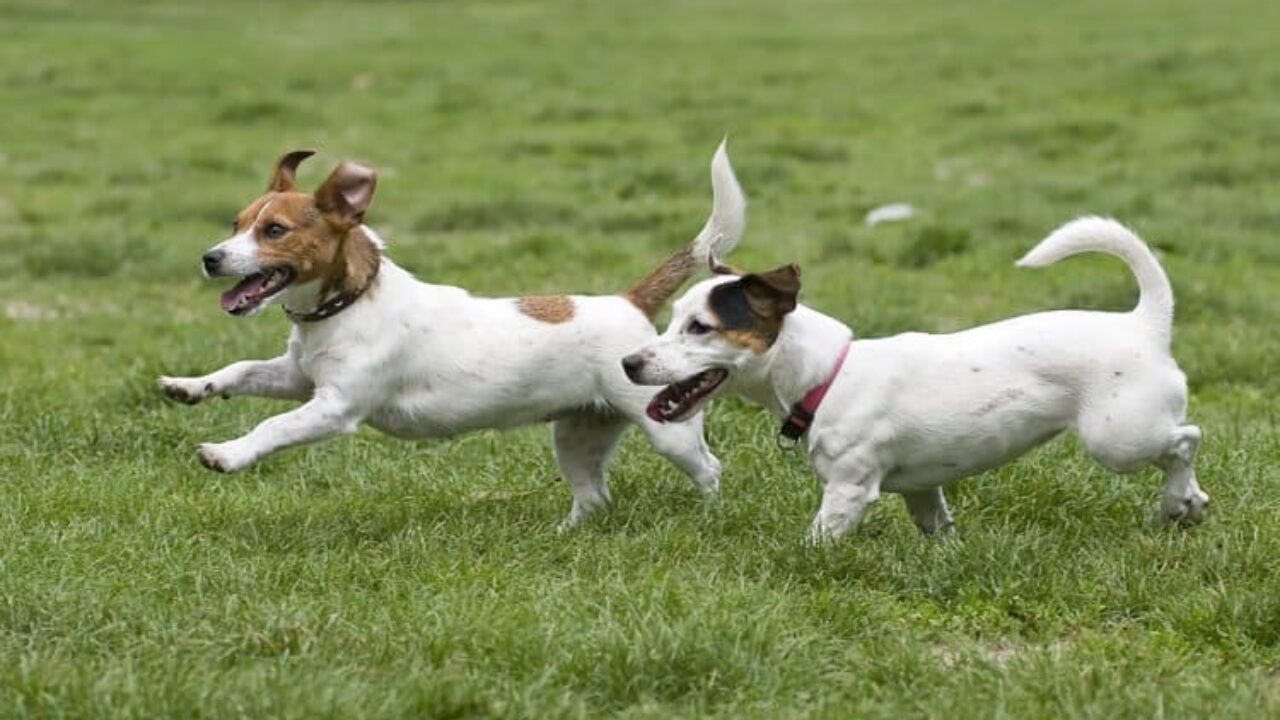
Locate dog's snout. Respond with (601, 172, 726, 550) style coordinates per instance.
(202, 250, 225, 276)
(621, 354, 646, 381)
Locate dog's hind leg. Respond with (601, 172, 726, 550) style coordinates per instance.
(553, 412, 630, 530)
(1156, 424, 1209, 524)
(901, 487, 955, 535)
(1077, 385, 1207, 525)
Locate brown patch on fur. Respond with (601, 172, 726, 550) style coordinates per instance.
(705, 265, 801, 354)
(717, 327, 773, 353)
(518, 295, 575, 324)
(623, 247, 697, 320)
(232, 194, 275, 233)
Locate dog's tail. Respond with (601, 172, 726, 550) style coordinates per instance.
(624, 139, 746, 320)
(1017, 216, 1173, 338)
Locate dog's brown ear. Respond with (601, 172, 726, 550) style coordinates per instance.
(268, 150, 315, 192)
(315, 162, 377, 228)
(740, 264, 801, 318)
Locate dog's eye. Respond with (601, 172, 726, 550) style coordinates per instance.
(686, 319, 713, 335)
(263, 222, 288, 239)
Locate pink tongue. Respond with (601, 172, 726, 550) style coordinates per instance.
(220, 274, 268, 312)
(646, 391, 674, 423)
(646, 397, 666, 423)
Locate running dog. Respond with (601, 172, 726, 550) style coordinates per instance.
(160, 143, 746, 528)
(623, 217, 1207, 541)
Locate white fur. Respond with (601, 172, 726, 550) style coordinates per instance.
(206, 229, 260, 279)
(629, 216, 1207, 541)
(206, 200, 275, 280)
(161, 145, 747, 529)
(693, 139, 746, 263)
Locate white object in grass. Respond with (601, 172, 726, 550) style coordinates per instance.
(865, 203, 916, 227)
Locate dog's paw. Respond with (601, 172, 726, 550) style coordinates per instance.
(692, 474, 721, 496)
(557, 495, 611, 533)
(804, 523, 838, 548)
(159, 376, 214, 405)
(557, 511, 593, 535)
(919, 520, 959, 538)
(197, 442, 253, 474)
(1161, 489, 1211, 525)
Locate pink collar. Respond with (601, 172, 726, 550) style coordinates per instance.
(779, 342, 851, 446)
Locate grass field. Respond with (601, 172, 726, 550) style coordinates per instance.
(2, 0, 1279, 717)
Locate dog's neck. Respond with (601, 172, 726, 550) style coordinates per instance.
(281, 225, 383, 317)
(738, 305, 853, 417)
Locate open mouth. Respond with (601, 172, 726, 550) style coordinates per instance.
(219, 267, 295, 316)
(646, 368, 729, 423)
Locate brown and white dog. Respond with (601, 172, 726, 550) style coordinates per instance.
(624, 217, 1207, 541)
(160, 143, 746, 528)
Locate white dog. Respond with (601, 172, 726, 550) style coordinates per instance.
(623, 217, 1208, 541)
(160, 143, 746, 528)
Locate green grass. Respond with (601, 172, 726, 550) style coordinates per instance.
(2, 0, 1279, 716)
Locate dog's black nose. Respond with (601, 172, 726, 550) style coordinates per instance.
(621, 354, 645, 382)
(201, 250, 225, 275)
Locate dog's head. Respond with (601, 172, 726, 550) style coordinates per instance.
(622, 264, 800, 422)
(201, 150, 378, 316)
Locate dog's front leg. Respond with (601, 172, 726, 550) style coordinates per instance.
(807, 451, 883, 544)
(901, 487, 956, 535)
(196, 389, 361, 473)
(160, 355, 312, 404)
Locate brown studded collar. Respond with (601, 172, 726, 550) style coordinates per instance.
(284, 264, 379, 323)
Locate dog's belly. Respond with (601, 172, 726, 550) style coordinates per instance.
(365, 405, 554, 439)
(870, 387, 1071, 495)
(365, 407, 464, 439)
(363, 390, 599, 440)
(880, 423, 1065, 493)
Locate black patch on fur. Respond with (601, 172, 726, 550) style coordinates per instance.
(709, 281, 755, 330)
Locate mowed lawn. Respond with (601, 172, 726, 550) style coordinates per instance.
(2, 0, 1279, 717)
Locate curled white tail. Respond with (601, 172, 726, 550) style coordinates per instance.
(625, 139, 747, 319)
(1017, 216, 1173, 336)
(691, 138, 746, 266)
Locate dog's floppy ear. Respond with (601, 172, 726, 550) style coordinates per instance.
(315, 161, 377, 228)
(268, 149, 315, 192)
(708, 263, 801, 331)
(740, 264, 801, 318)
